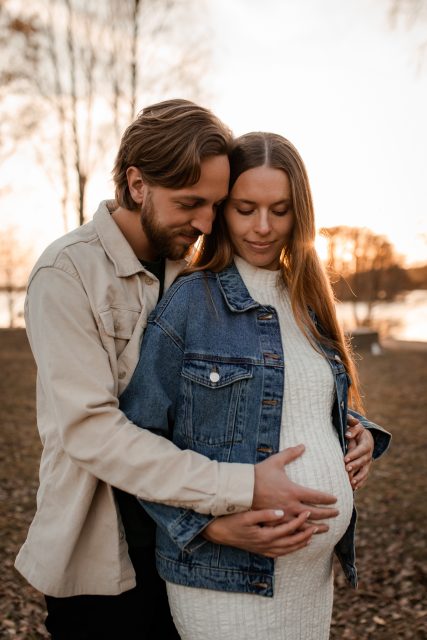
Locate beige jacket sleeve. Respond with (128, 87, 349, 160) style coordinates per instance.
(27, 266, 254, 516)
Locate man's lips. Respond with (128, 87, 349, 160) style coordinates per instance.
(176, 230, 202, 242)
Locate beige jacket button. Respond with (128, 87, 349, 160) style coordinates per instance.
(118, 371, 126, 379)
(144, 275, 153, 285)
(226, 505, 235, 513)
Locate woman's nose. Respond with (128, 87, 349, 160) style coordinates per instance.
(254, 211, 271, 235)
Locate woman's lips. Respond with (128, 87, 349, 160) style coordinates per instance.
(245, 240, 274, 250)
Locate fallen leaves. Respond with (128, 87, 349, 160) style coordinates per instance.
(1, 331, 426, 639)
(330, 348, 427, 639)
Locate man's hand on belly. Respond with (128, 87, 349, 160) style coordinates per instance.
(252, 444, 340, 520)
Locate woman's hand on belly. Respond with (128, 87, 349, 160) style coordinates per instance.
(345, 417, 374, 490)
(203, 509, 326, 558)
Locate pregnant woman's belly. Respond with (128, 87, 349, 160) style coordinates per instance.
(277, 415, 354, 566)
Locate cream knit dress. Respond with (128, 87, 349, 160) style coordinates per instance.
(167, 257, 354, 640)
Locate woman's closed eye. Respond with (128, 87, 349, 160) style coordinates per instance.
(236, 207, 255, 215)
(272, 207, 291, 217)
(236, 207, 291, 216)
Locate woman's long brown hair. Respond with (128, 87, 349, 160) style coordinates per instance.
(189, 132, 363, 412)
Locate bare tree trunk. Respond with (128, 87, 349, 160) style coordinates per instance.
(47, 1, 69, 233)
(130, 0, 141, 121)
(108, 3, 122, 145)
(351, 301, 362, 327)
(6, 287, 15, 328)
(65, 0, 86, 226)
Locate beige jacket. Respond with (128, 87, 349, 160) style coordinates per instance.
(15, 201, 254, 597)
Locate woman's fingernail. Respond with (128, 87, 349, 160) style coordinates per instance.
(313, 527, 319, 533)
(274, 510, 284, 517)
(304, 511, 311, 518)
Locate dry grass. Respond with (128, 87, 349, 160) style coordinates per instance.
(1, 329, 426, 639)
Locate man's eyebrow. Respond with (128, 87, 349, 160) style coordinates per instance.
(172, 194, 228, 205)
(172, 195, 206, 203)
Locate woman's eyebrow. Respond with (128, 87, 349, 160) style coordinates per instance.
(229, 198, 256, 205)
(230, 197, 292, 206)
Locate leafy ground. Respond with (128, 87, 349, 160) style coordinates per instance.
(1, 329, 426, 639)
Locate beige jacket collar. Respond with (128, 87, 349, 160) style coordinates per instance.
(94, 200, 185, 285)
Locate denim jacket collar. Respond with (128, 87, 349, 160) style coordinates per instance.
(218, 263, 341, 367)
(217, 262, 262, 313)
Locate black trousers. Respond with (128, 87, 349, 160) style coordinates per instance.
(44, 546, 180, 640)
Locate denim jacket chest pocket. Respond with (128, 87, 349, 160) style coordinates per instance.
(179, 359, 253, 449)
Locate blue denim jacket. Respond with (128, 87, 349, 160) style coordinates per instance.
(120, 262, 391, 597)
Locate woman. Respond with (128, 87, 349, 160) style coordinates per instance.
(120, 132, 390, 639)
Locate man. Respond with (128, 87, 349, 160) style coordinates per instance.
(16, 99, 387, 639)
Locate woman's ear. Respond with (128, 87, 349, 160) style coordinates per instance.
(126, 166, 146, 205)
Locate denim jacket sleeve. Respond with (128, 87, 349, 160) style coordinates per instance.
(141, 500, 213, 552)
(348, 409, 391, 459)
(143, 407, 393, 553)
(119, 315, 216, 549)
(142, 415, 392, 552)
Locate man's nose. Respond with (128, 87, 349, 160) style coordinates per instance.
(191, 207, 216, 235)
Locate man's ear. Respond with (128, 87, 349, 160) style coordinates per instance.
(126, 166, 146, 205)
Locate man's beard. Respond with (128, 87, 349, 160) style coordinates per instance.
(140, 193, 201, 261)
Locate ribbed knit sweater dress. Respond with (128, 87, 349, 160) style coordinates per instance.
(167, 257, 354, 640)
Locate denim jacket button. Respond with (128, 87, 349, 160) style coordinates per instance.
(210, 371, 220, 383)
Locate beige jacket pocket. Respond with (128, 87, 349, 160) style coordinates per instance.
(99, 308, 141, 357)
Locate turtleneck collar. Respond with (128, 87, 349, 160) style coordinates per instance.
(234, 255, 282, 291)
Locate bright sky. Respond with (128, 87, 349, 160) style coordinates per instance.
(208, 0, 427, 265)
(0, 0, 426, 267)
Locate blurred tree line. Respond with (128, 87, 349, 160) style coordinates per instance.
(320, 226, 425, 327)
